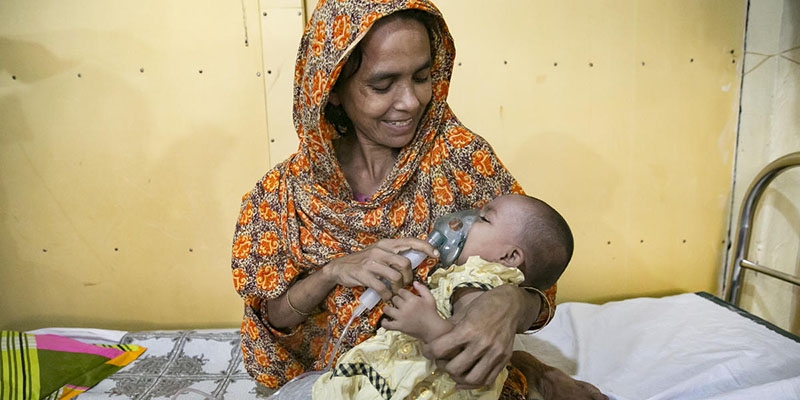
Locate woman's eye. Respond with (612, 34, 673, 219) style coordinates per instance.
(413, 75, 430, 84)
(371, 85, 391, 93)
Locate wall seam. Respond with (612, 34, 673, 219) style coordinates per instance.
(720, 0, 752, 298)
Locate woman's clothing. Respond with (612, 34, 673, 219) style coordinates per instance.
(230, 0, 554, 396)
(311, 256, 524, 400)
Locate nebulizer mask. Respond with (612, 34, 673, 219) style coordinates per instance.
(269, 209, 479, 399)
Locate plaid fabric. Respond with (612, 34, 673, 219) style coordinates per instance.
(332, 363, 395, 400)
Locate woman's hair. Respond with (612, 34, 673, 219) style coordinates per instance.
(324, 9, 438, 136)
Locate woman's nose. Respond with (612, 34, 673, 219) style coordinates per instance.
(394, 83, 421, 110)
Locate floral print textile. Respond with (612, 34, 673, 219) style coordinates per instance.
(230, 0, 554, 396)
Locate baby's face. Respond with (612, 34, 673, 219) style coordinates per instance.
(456, 195, 528, 265)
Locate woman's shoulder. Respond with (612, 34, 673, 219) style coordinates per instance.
(239, 157, 295, 205)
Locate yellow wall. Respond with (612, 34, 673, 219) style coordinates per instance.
(1, 0, 747, 331)
(434, 0, 747, 304)
(0, 0, 275, 330)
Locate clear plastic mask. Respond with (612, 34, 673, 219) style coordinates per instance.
(427, 209, 480, 268)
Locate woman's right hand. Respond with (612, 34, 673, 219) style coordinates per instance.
(267, 237, 437, 329)
(323, 237, 439, 300)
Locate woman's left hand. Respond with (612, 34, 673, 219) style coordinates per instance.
(422, 285, 529, 389)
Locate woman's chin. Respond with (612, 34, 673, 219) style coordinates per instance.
(383, 132, 417, 149)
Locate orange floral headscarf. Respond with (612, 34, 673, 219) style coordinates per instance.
(231, 0, 539, 390)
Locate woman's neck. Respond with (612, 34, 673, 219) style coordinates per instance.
(334, 135, 399, 199)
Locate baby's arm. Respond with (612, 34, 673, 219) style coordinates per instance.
(382, 281, 485, 344)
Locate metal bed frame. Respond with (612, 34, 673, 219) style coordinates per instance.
(724, 151, 800, 306)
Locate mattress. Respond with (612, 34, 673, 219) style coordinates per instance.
(28, 292, 799, 400)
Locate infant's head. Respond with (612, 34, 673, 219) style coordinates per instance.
(456, 194, 573, 289)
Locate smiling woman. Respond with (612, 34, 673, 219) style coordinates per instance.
(229, 0, 606, 399)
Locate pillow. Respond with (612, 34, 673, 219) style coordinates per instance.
(0, 330, 145, 400)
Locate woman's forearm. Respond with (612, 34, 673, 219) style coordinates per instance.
(266, 261, 340, 329)
(513, 286, 542, 333)
(449, 285, 541, 333)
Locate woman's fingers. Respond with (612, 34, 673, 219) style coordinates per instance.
(362, 269, 394, 299)
(456, 346, 508, 389)
(367, 238, 433, 293)
(383, 259, 409, 294)
(446, 345, 509, 389)
(382, 237, 439, 259)
(377, 237, 438, 290)
(393, 257, 415, 289)
(356, 258, 398, 299)
(329, 237, 439, 297)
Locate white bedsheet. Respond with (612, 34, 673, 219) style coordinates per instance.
(27, 327, 128, 345)
(56, 293, 799, 399)
(514, 293, 800, 400)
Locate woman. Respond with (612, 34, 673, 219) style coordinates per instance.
(231, 1, 604, 399)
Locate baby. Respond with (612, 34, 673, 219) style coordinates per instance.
(312, 194, 573, 400)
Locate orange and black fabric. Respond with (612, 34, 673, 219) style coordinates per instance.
(230, 0, 554, 395)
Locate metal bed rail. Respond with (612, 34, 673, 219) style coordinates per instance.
(723, 151, 800, 305)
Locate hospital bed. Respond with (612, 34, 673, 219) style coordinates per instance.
(22, 153, 800, 399)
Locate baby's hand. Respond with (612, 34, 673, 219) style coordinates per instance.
(382, 281, 442, 341)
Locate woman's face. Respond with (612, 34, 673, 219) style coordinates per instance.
(330, 16, 433, 149)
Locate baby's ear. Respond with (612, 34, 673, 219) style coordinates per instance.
(499, 246, 524, 268)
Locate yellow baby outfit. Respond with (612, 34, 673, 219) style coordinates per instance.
(312, 256, 524, 400)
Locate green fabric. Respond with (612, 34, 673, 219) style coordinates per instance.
(1, 331, 41, 400)
(36, 350, 109, 397)
(0, 331, 145, 400)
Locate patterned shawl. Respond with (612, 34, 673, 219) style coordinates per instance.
(231, 0, 550, 391)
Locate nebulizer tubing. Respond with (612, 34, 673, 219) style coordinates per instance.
(324, 209, 480, 370)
